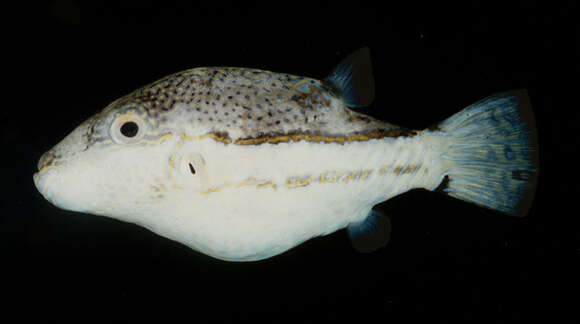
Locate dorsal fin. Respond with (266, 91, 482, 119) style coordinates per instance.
(325, 47, 375, 108)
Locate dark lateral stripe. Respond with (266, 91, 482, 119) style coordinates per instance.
(200, 129, 416, 145)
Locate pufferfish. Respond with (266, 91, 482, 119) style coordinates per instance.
(33, 48, 539, 261)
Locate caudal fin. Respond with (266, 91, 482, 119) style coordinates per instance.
(428, 90, 539, 217)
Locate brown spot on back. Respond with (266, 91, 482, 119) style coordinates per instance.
(289, 84, 332, 110)
(207, 131, 231, 143)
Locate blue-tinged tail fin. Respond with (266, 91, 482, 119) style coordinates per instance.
(428, 90, 539, 217)
(325, 47, 375, 107)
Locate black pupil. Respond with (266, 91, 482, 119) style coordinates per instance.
(120, 121, 139, 138)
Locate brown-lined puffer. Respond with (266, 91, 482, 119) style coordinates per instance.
(33, 48, 538, 261)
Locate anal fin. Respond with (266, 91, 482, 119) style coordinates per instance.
(347, 209, 391, 253)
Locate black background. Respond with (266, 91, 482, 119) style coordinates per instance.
(2, 0, 578, 321)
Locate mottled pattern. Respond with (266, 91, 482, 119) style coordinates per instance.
(95, 67, 405, 145)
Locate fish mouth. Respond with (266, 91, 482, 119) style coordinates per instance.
(33, 152, 55, 201)
(33, 162, 61, 208)
(37, 155, 43, 172)
(33, 155, 43, 192)
(33, 170, 47, 203)
(32, 172, 39, 189)
(36, 150, 53, 173)
(33, 167, 47, 197)
(34, 153, 49, 192)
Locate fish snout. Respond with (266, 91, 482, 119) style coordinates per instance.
(36, 118, 94, 173)
(33, 150, 58, 205)
(37, 150, 54, 172)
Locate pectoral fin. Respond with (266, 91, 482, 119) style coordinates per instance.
(347, 209, 391, 253)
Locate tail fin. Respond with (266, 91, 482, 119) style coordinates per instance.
(428, 90, 539, 217)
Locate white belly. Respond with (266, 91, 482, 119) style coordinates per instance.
(144, 133, 442, 261)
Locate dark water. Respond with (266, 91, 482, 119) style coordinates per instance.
(3, 1, 578, 321)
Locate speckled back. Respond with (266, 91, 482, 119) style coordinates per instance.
(104, 67, 405, 143)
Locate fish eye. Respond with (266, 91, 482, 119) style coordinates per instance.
(110, 114, 146, 144)
(120, 121, 139, 137)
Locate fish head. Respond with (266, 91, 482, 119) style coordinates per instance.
(33, 98, 185, 222)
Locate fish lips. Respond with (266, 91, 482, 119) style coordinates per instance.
(33, 119, 96, 213)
